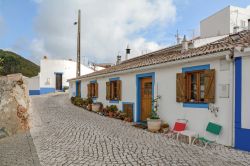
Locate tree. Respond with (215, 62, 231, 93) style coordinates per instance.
(0, 58, 3, 75)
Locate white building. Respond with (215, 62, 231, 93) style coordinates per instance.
(28, 58, 95, 95)
(200, 5, 250, 38)
(69, 30, 250, 152)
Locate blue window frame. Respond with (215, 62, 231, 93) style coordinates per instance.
(108, 77, 120, 103)
(182, 64, 210, 108)
(136, 72, 155, 122)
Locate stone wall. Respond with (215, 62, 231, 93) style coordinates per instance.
(0, 74, 30, 136)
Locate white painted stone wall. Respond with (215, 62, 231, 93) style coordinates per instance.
(70, 56, 234, 146)
(241, 55, 250, 129)
(40, 59, 93, 89)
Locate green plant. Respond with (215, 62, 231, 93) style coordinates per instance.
(86, 98, 93, 105)
(63, 86, 69, 92)
(150, 95, 161, 119)
(0, 58, 3, 74)
(109, 105, 118, 112)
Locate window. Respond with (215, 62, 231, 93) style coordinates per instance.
(176, 69, 215, 103)
(240, 20, 246, 28)
(186, 71, 205, 103)
(87, 82, 98, 98)
(106, 80, 122, 100)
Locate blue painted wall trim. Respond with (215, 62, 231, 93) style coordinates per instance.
(235, 57, 242, 129)
(122, 102, 135, 121)
(29, 90, 40, 95)
(182, 64, 210, 73)
(109, 77, 120, 81)
(136, 72, 155, 122)
(183, 103, 208, 108)
(40, 88, 55, 94)
(75, 80, 81, 97)
(234, 57, 250, 152)
(182, 64, 210, 108)
(109, 100, 119, 104)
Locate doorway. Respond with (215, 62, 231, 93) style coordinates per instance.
(136, 72, 155, 122)
(55, 73, 62, 91)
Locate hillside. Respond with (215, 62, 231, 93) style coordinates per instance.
(0, 49, 40, 77)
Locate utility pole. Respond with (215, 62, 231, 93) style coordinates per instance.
(74, 9, 81, 77)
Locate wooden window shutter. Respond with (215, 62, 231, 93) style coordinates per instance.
(106, 82, 110, 100)
(87, 84, 91, 98)
(95, 83, 98, 97)
(176, 73, 187, 102)
(204, 69, 215, 103)
(117, 80, 122, 100)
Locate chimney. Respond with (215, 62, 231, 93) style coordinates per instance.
(125, 44, 131, 60)
(233, 26, 239, 33)
(116, 53, 121, 65)
(248, 19, 250, 31)
(182, 35, 188, 52)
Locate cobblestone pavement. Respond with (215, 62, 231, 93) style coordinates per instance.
(1, 93, 250, 166)
(0, 132, 40, 166)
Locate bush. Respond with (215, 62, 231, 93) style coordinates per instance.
(63, 86, 69, 92)
(71, 97, 85, 107)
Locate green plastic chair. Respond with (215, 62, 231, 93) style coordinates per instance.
(192, 122, 222, 148)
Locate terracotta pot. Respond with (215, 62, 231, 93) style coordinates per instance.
(147, 118, 162, 132)
(109, 112, 114, 117)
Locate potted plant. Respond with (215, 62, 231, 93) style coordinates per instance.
(87, 98, 93, 111)
(147, 95, 162, 132)
(108, 105, 118, 118)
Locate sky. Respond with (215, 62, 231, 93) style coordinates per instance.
(0, 0, 250, 65)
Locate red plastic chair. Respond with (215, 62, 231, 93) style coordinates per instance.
(167, 119, 188, 139)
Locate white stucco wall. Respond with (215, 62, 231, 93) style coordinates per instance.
(40, 59, 93, 89)
(200, 6, 250, 38)
(71, 56, 234, 146)
(27, 75, 40, 90)
(241, 55, 250, 129)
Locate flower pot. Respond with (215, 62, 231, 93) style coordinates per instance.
(108, 112, 114, 118)
(147, 118, 162, 132)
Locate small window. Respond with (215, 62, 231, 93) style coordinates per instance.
(186, 71, 205, 103)
(88, 82, 98, 98)
(106, 80, 122, 100)
(176, 69, 215, 103)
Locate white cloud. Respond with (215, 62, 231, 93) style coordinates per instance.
(31, 0, 176, 63)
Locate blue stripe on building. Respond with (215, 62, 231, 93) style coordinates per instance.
(29, 90, 40, 95)
(235, 57, 250, 152)
(40, 88, 55, 94)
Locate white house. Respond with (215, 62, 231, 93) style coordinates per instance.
(68, 29, 250, 152)
(28, 57, 95, 95)
(200, 5, 250, 38)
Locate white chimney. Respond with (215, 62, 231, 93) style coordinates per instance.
(125, 44, 131, 60)
(182, 35, 188, 52)
(116, 54, 121, 65)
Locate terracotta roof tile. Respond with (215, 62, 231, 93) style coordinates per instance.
(71, 30, 250, 80)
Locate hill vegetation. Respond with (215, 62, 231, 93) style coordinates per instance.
(0, 49, 40, 77)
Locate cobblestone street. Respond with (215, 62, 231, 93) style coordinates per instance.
(1, 93, 250, 166)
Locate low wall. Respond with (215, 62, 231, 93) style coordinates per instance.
(0, 74, 30, 136)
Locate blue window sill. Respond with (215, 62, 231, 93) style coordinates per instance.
(109, 100, 119, 103)
(183, 103, 208, 108)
